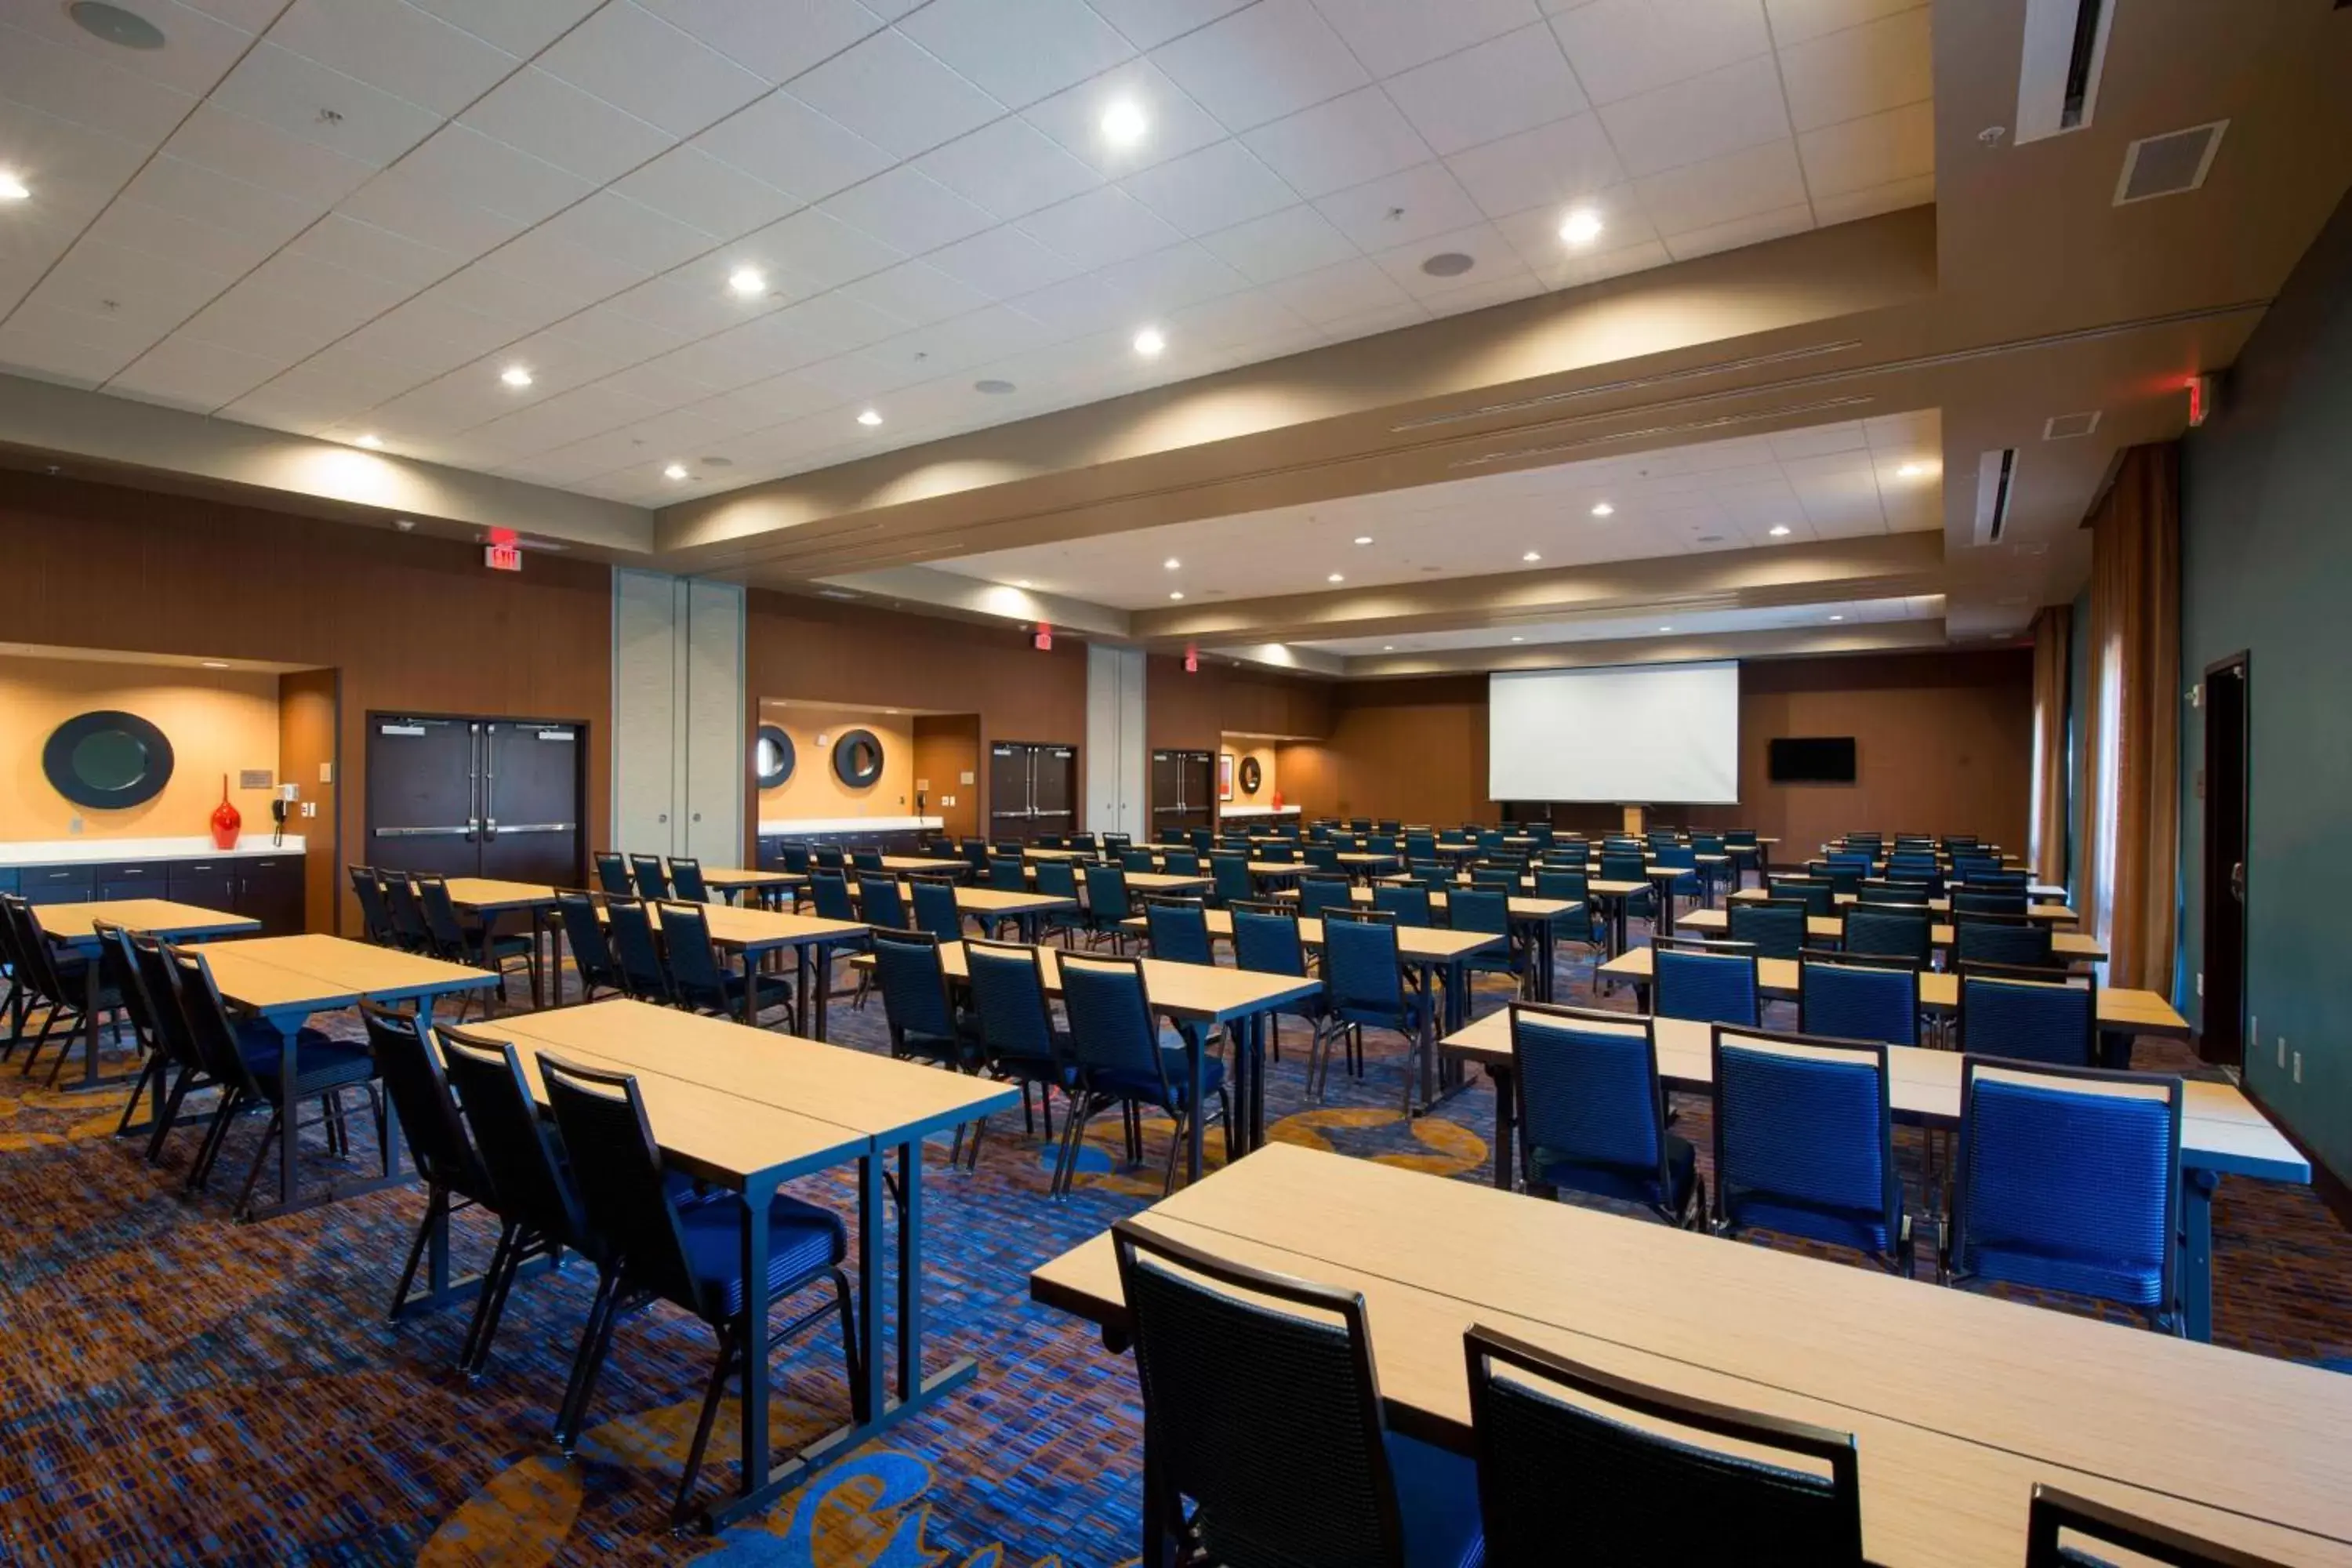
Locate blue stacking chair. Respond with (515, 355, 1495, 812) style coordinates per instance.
(1321, 910, 1428, 1111)
(1030, 858, 1082, 944)
(539, 1053, 858, 1523)
(1653, 843, 1701, 915)
(1410, 861, 1456, 895)
(779, 844, 816, 876)
(1055, 953, 1230, 1196)
(1506, 1003, 1701, 1226)
(850, 848, 885, 873)
(1864, 880, 1932, 908)
(1711, 1025, 1912, 1272)
(908, 876, 966, 942)
(1304, 844, 1343, 874)
(593, 851, 633, 896)
(987, 855, 1025, 890)
(1652, 939, 1760, 1026)
(1115, 1221, 1484, 1568)
(1726, 899, 1808, 960)
(1372, 883, 1433, 927)
(667, 857, 713, 903)
(1405, 831, 1437, 861)
(855, 874, 908, 932)
(1842, 905, 1932, 966)
(1144, 898, 1215, 965)
(1469, 865, 1519, 892)
(1766, 876, 1834, 917)
(628, 854, 670, 901)
(1466, 1324, 1861, 1566)
(1798, 954, 1919, 1046)
(1187, 827, 1213, 854)
(658, 901, 750, 1019)
(1163, 849, 1203, 876)
(1298, 876, 1355, 923)
(1809, 858, 1864, 897)
(1598, 849, 1654, 924)
(955, 839, 988, 879)
(1120, 848, 1158, 873)
(869, 927, 980, 1072)
(1955, 965, 2097, 1065)
(1953, 913, 2056, 970)
(1941, 1056, 2182, 1330)
(1885, 853, 1942, 894)
(1690, 831, 1730, 901)
(1209, 853, 1252, 909)
(1533, 868, 1606, 950)
(1080, 862, 1137, 952)
(604, 896, 671, 1003)
(1229, 901, 1329, 1069)
(1962, 867, 2031, 892)
(1258, 842, 1296, 865)
(1445, 886, 1519, 993)
(964, 938, 1076, 1156)
(2025, 1484, 2259, 1568)
(1951, 887, 2029, 916)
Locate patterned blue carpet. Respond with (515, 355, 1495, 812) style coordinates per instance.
(2, 929, 2347, 1565)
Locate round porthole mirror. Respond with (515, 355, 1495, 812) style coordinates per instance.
(833, 728, 884, 788)
(43, 710, 175, 810)
(754, 724, 796, 789)
(1238, 756, 1262, 795)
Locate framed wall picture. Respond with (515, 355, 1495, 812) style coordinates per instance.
(1218, 750, 1235, 802)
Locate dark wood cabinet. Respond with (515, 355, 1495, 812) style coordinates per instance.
(166, 862, 238, 911)
(17, 865, 93, 904)
(5, 853, 307, 934)
(95, 861, 170, 901)
(235, 857, 305, 936)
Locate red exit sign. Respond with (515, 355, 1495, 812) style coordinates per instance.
(484, 543, 522, 572)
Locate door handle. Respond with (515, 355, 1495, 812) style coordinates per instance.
(2230, 861, 2245, 902)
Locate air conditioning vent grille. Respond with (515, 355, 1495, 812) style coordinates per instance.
(2044, 411, 2102, 440)
(2115, 122, 2227, 205)
(1974, 449, 2018, 546)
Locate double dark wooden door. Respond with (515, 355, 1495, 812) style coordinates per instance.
(988, 740, 1080, 844)
(1151, 749, 1215, 837)
(366, 715, 585, 885)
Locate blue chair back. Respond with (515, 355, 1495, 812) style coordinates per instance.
(988, 855, 1025, 888)
(1304, 844, 1342, 873)
(851, 848, 885, 873)
(1145, 900, 1214, 966)
(1163, 849, 1202, 876)
(1766, 877, 1833, 916)
(1033, 858, 1080, 904)
(1210, 853, 1252, 906)
(1258, 843, 1295, 864)
(668, 857, 712, 903)
(1231, 904, 1308, 978)
(358, 1003, 488, 1204)
(1470, 866, 1519, 891)
(657, 901, 735, 1013)
(1508, 1004, 1675, 1200)
(1951, 887, 2029, 916)
(1446, 886, 1509, 936)
(1405, 832, 1436, 859)
(1867, 880, 1933, 906)
(870, 927, 964, 1059)
(1798, 956, 1918, 1046)
(964, 939, 1063, 1075)
(1410, 862, 1455, 893)
(1956, 967, 2096, 1065)
(1058, 954, 1173, 1102)
(1712, 1025, 1904, 1261)
(1598, 850, 1646, 882)
(1842, 906, 1931, 964)
(1370, 884, 1432, 927)
(1297, 877, 1354, 922)
(1948, 1057, 2180, 1319)
(1087, 862, 1134, 924)
(909, 877, 965, 942)
(1953, 916, 2054, 969)
(1809, 859, 1864, 896)
(1121, 848, 1157, 873)
(604, 897, 670, 1001)
(857, 875, 908, 929)
(1653, 943, 1759, 1025)
(808, 869, 857, 923)
(436, 1025, 587, 1250)
(1726, 900, 1806, 960)
(593, 852, 631, 895)
(1322, 913, 1404, 1018)
(628, 854, 670, 901)
(538, 1054, 704, 1314)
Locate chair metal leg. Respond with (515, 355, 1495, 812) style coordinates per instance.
(186, 1088, 245, 1191)
(143, 1069, 198, 1163)
(232, 1107, 285, 1219)
(1053, 1091, 1096, 1198)
(388, 1185, 451, 1323)
(829, 1266, 864, 1421)
(463, 1227, 531, 1380)
(556, 1272, 625, 1453)
(671, 1324, 740, 1526)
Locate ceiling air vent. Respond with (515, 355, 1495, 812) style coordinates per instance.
(2015, 0, 2114, 143)
(2043, 410, 2102, 440)
(2114, 122, 2227, 205)
(1974, 449, 2017, 545)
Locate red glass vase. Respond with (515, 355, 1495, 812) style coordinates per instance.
(209, 775, 241, 850)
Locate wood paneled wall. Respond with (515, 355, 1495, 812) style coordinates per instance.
(1274, 652, 2034, 855)
(0, 471, 613, 933)
(1144, 654, 1331, 818)
(277, 668, 339, 932)
(912, 713, 982, 839)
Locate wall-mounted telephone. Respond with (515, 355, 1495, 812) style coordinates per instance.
(271, 782, 299, 844)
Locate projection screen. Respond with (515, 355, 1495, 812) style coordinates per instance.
(1487, 662, 1741, 804)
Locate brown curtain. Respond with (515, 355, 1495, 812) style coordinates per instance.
(2027, 604, 2071, 886)
(2079, 445, 2181, 993)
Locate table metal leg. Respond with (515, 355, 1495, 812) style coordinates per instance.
(1487, 1062, 1515, 1189)
(81, 959, 103, 1089)
(741, 947, 760, 1025)
(1416, 961, 1439, 1112)
(895, 1140, 920, 1404)
(2181, 1166, 2219, 1342)
(1185, 1026, 1207, 1184)
(811, 942, 833, 1041)
(528, 906, 547, 1010)
(735, 1174, 775, 1503)
(1249, 1013, 1267, 1152)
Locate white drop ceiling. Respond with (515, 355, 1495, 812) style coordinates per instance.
(1289, 592, 1944, 655)
(0, 0, 1935, 506)
(931, 409, 1941, 607)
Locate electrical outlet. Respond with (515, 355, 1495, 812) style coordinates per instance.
(2195, 972, 2203, 996)
(301, 800, 317, 818)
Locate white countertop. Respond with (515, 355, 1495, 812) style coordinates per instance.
(759, 816, 942, 836)
(1218, 804, 1301, 819)
(0, 835, 307, 867)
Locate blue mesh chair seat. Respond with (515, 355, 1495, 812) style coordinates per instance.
(1942, 1057, 2182, 1327)
(1467, 1325, 1863, 1565)
(1652, 941, 1761, 1027)
(1114, 1221, 1486, 1568)
(677, 1193, 847, 1319)
(1508, 1004, 1701, 1225)
(238, 1025, 376, 1093)
(1711, 1026, 1911, 1271)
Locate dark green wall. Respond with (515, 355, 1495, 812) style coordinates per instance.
(2178, 188, 2352, 1186)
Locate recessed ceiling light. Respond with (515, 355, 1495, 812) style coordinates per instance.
(499, 365, 532, 388)
(1658, 626, 1673, 633)
(1163, 557, 1181, 570)
(1353, 535, 1373, 546)
(663, 462, 689, 480)
(1168, 590, 1185, 601)
(1133, 326, 1165, 358)
(1509, 636, 1524, 643)
(0, 172, 28, 202)
(393, 518, 416, 532)
(70, 2, 166, 49)
(1522, 550, 1541, 562)
(975, 378, 1016, 394)
(1590, 502, 1614, 517)
(1382, 644, 1394, 652)
(884, 709, 898, 716)
(728, 266, 766, 297)
(1559, 208, 1603, 245)
(1327, 572, 1345, 583)
(857, 408, 883, 426)
(1013, 579, 1033, 588)
(199, 660, 229, 670)
(1769, 524, 1791, 537)
(354, 434, 383, 448)
(1101, 99, 1148, 146)
(1896, 460, 1936, 478)
(1829, 614, 1845, 622)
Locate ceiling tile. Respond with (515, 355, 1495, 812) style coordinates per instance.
(0, 98, 153, 209)
(820, 165, 997, 255)
(0, 20, 199, 145)
(1490, 190, 1656, 271)
(1659, 198, 1811, 259)
(334, 166, 531, 257)
(916, 117, 1103, 220)
(633, 0, 886, 83)
(1085, 0, 1254, 51)
(1020, 58, 1228, 176)
(1119, 140, 1298, 235)
(460, 234, 644, 314)
(1004, 270, 1137, 336)
(1095, 240, 1250, 314)
(1798, 98, 1931, 197)
(1367, 220, 1530, 299)
(532, 189, 721, 279)
(120, 154, 325, 254)
(1150, 0, 1370, 132)
(406, 0, 604, 58)
(1383, 22, 1588, 158)
(899, 0, 1138, 109)
(536, 1, 770, 137)
(288, 212, 466, 294)
(1241, 86, 1432, 200)
(391, 124, 597, 226)
(23, 238, 240, 337)
(458, 67, 677, 185)
(207, 42, 445, 169)
(1809, 171, 1932, 227)
(1165, 285, 1314, 353)
(739, 206, 905, 293)
(177, 255, 411, 360)
(5, 296, 164, 358)
(1541, 234, 1672, 289)
(266, 0, 520, 118)
(0, 318, 143, 387)
(2, 2, 256, 100)
(1777, 5, 1931, 133)
(1018, 185, 1184, 269)
(924, 225, 1086, 299)
(82, 198, 278, 280)
(162, 103, 380, 209)
(1312, 161, 1486, 250)
(1594, 53, 1789, 179)
(1261, 256, 1416, 325)
(1443, 112, 1621, 217)
(608, 144, 801, 240)
(1632, 136, 1806, 234)
(1198, 202, 1360, 283)
(787, 27, 1007, 160)
(1762, 0, 1922, 48)
(833, 260, 994, 327)
(1548, 0, 1773, 107)
(1312, 0, 1544, 78)
(692, 92, 895, 203)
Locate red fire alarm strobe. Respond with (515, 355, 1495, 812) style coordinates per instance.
(1033, 621, 1052, 652)
(1184, 646, 1198, 673)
